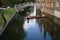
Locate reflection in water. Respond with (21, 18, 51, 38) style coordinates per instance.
(0, 14, 26, 40)
(0, 5, 60, 40)
(19, 6, 34, 16)
(27, 19, 29, 23)
(23, 6, 52, 40)
(37, 14, 60, 40)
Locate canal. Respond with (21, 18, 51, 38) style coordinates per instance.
(0, 6, 60, 40)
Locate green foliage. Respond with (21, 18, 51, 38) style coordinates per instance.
(3, 8, 16, 20)
(25, 0, 35, 2)
(0, 0, 35, 7)
(19, 6, 32, 16)
(0, 0, 22, 7)
(0, 14, 4, 26)
(0, 8, 16, 27)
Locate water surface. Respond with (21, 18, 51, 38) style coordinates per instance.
(0, 6, 60, 40)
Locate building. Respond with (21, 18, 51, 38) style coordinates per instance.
(36, 0, 60, 18)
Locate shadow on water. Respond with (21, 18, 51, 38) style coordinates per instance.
(0, 14, 26, 40)
(19, 6, 34, 16)
(0, 6, 34, 40)
(37, 14, 60, 40)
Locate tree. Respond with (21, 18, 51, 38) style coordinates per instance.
(0, 0, 6, 7)
(0, 0, 35, 7)
(0, 0, 24, 7)
(25, 0, 35, 2)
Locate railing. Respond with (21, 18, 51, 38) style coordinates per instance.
(0, 11, 6, 35)
(0, 8, 16, 36)
(1, 13, 6, 24)
(0, 8, 6, 26)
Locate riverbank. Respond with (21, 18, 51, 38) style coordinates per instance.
(0, 8, 16, 36)
(0, 12, 17, 36)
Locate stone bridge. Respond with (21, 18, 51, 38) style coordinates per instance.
(15, 2, 44, 12)
(15, 2, 36, 9)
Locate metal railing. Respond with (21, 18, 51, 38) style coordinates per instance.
(0, 8, 6, 25)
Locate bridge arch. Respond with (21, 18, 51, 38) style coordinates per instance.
(15, 2, 35, 9)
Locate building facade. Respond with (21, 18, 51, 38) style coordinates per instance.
(36, 0, 60, 18)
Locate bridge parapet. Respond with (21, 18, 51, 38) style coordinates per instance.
(15, 2, 35, 10)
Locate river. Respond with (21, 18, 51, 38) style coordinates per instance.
(0, 5, 60, 40)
